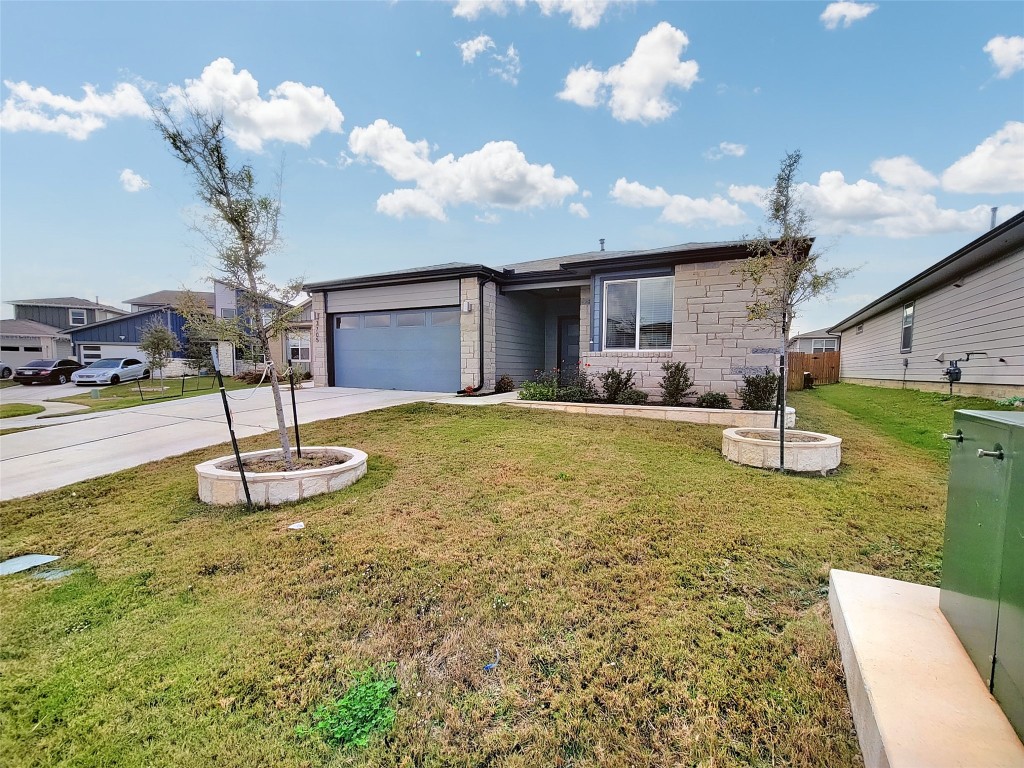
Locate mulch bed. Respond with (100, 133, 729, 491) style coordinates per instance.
(224, 452, 347, 473)
(742, 430, 823, 442)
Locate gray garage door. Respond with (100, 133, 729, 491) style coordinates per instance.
(333, 307, 461, 392)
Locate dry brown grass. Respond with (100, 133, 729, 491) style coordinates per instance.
(0, 391, 949, 766)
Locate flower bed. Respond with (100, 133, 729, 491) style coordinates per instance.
(510, 400, 796, 428)
(722, 428, 841, 474)
(195, 446, 367, 506)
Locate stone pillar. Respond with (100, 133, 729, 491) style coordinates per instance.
(459, 277, 496, 391)
(310, 292, 328, 387)
(216, 340, 235, 377)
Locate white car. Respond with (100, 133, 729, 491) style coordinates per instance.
(71, 358, 150, 386)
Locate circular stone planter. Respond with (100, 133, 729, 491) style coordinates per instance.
(722, 428, 841, 475)
(195, 446, 367, 506)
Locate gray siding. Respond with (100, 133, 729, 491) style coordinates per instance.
(495, 292, 545, 384)
(214, 281, 237, 316)
(789, 337, 839, 353)
(839, 248, 1024, 387)
(14, 305, 95, 329)
(326, 280, 459, 313)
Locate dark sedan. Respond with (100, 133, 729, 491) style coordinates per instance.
(12, 359, 85, 385)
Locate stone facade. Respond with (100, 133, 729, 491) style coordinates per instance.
(581, 260, 779, 404)
(459, 277, 496, 391)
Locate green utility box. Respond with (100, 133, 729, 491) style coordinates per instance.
(940, 410, 1024, 740)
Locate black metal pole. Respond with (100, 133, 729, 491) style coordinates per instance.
(289, 361, 302, 459)
(212, 346, 252, 510)
(779, 353, 786, 472)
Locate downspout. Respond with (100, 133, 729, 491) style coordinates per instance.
(458, 276, 492, 394)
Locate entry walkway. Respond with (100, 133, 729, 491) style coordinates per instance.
(0, 387, 517, 501)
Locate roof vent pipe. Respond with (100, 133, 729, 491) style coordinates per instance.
(599, 238, 605, 252)
(991, 207, 998, 229)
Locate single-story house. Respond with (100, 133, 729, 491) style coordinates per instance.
(0, 319, 74, 368)
(829, 210, 1023, 399)
(787, 328, 840, 353)
(7, 296, 126, 330)
(303, 240, 783, 401)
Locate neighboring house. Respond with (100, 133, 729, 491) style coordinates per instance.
(304, 240, 782, 400)
(125, 290, 215, 314)
(787, 328, 840, 353)
(7, 297, 126, 330)
(829, 211, 1023, 399)
(65, 307, 188, 370)
(0, 319, 74, 368)
(284, 298, 313, 373)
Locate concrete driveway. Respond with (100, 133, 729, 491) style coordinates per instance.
(0, 386, 516, 501)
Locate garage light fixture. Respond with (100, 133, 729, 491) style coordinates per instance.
(462, 300, 473, 313)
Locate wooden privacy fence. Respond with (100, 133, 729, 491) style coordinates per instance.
(787, 351, 840, 390)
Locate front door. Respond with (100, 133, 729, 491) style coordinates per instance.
(557, 316, 580, 385)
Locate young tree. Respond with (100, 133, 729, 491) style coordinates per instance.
(734, 150, 855, 470)
(155, 105, 302, 468)
(138, 320, 181, 383)
(734, 150, 855, 343)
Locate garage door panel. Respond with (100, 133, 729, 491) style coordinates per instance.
(334, 310, 460, 391)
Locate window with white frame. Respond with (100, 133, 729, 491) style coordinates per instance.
(811, 338, 838, 352)
(287, 331, 310, 362)
(69, 309, 87, 326)
(220, 307, 236, 319)
(603, 276, 673, 350)
(900, 302, 914, 353)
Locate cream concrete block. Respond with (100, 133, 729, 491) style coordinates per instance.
(706, 410, 737, 425)
(267, 479, 302, 505)
(829, 569, 1024, 768)
(211, 478, 240, 506)
(247, 482, 269, 506)
(301, 474, 330, 498)
(698, 312, 720, 323)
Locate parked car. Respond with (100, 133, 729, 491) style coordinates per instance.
(12, 359, 85, 385)
(71, 358, 150, 386)
(0, 360, 12, 379)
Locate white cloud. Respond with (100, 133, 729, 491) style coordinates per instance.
(348, 119, 579, 221)
(163, 58, 344, 152)
(557, 22, 699, 123)
(1, 80, 148, 140)
(734, 170, 1017, 238)
(870, 156, 937, 190)
(984, 36, 1024, 78)
(726, 184, 765, 205)
(569, 202, 590, 218)
(475, 212, 501, 224)
(941, 121, 1024, 194)
(119, 168, 150, 192)
(453, 0, 626, 29)
(820, 1, 877, 30)
(611, 178, 747, 226)
(458, 34, 495, 64)
(705, 141, 747, 160)
(2, 59, 344, 151)
(491, 45, 521, 85)
(452, 0, 526, 21)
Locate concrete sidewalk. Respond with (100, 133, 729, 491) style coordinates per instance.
(0, 386, 517, 501)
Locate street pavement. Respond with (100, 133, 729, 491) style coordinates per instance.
(0, 383, 517, 501)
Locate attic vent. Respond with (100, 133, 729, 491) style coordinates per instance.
(855, 324, 864, 335)
(599, 238, 605, 252)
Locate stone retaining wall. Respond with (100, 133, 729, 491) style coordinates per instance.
(510, 400, 796, 428)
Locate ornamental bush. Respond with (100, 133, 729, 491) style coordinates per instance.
(494, 374, 515, 394)
(738, 367, 780, 410)
(556, 367, 598, 403)
(659, 361, 695, 406)
(598, 367, 646, 404)
(695, 391, 732, 409)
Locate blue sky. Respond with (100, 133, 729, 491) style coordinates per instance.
(2, 0, 1021, 334)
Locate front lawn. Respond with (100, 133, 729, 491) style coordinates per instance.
(1, 390, 954, 766)
(0, 403, 45, 419)
(44, 375, 259, 415)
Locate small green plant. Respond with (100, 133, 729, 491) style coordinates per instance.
(299, 665, 398, 748)
(995, 395, 1024, 407)
(556, 366, 597, 403)
(518, 369, 558, 401)
(494, 374, 515, 394)
(598, 367, 647, 404)
(659, 361, 695, 406)
(695, 391, 732, 409)
(738, 367, 780, 410)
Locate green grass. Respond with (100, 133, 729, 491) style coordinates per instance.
(0, 379, 19, 389)
(1, 390, 955, 766)
(0, 403, 45, 418)
(806, 383, 1016, 461)
(44, 375, 257, 415)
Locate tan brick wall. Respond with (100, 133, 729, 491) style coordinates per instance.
(460, 278, 496, 390)
(310, 292, 328, 386)
(581, 261, 779, 404)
